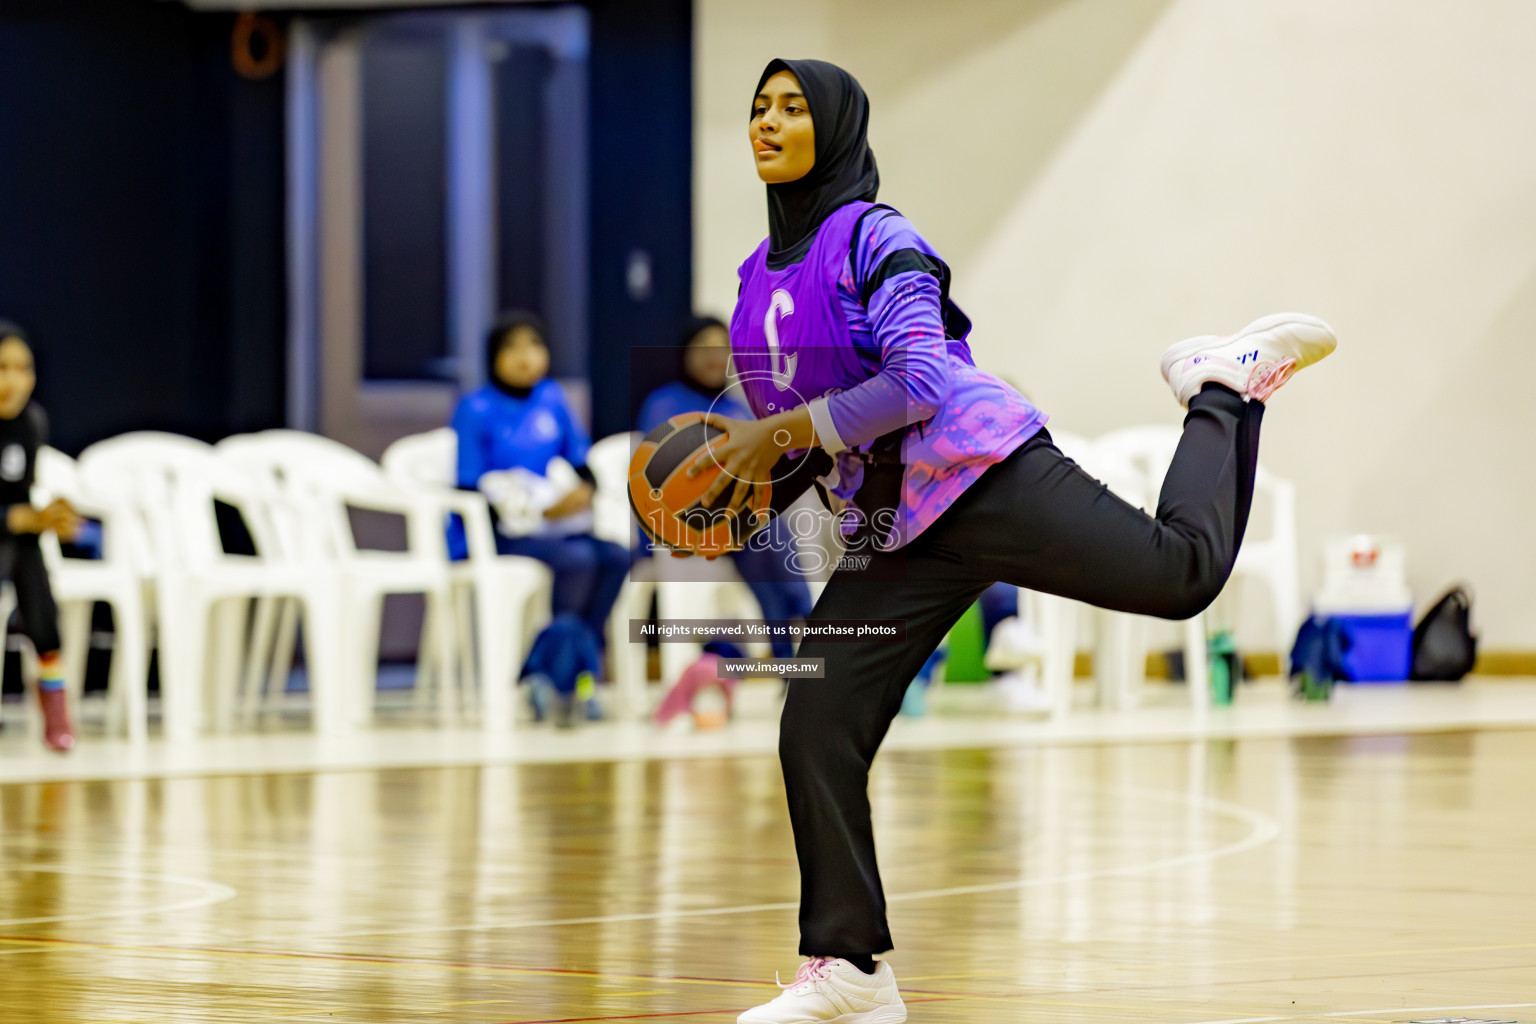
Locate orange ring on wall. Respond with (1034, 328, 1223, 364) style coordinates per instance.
(232, 12, 286, 80)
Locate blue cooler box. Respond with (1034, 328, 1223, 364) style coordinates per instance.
(1334, 611, 1413, 682)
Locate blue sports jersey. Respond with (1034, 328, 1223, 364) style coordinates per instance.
(452, 379, 590, 489)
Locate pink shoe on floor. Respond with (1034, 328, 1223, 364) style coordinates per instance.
(38, 688, 75, 753)
(653, 653, 737, 729)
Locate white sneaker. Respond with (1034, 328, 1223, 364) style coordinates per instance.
(739, 958, 907, 1024)
(1161, 312, 1337, 407)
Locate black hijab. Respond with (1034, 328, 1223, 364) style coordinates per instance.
(754, 58, 880, 268)
(484, 310, 546, 399)
(677, 315, 727, 394)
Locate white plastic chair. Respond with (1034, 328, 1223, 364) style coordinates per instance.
(1229, 465, 1301, 659)
(380, 427, 553, 732)
(78, 432, 349, 741)
(31, 446, 154, 742)
(1093, 424, 1303, 697)
(217, 430, 460, 730)
(994, 430, 1160, 718)
(1092, 425, 1215, 714)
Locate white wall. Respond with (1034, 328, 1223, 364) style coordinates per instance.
(695, 0, 1536, 650)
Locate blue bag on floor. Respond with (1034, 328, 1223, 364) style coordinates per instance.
(521, 613, 601, 696)
(1289, 616, 1353, 699)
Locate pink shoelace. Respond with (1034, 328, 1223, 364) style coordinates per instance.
(777, 957, 834, 990)
(1246, 358, 1297, 402)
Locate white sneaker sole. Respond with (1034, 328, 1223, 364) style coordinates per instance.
(1160, 312, 1337, 382)
(738, 996, 907, 1024)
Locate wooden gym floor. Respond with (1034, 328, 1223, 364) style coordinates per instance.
(2, 729, 1534, 1023)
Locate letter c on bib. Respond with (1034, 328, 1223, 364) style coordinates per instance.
(763, 288, 798, 392)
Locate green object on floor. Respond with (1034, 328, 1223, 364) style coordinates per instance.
(1209, 630, 1237, 705)
(943, 601, 990, 683)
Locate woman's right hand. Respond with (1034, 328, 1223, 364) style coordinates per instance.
(41, 499, 84, 542)
(6, 504, 42, 534)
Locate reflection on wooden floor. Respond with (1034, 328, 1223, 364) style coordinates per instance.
(2, 732, 1534, 1022)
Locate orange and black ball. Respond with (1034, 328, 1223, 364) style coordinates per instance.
(627, 412, 772, 557)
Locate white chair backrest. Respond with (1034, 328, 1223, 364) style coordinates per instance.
(1092, 425, 1183, 512)
(34, 446, 81, 502)
(217, 431, 387, 559)
(381, 428, 456, 490)
(587, 431, 638, 547)
(1048, 428, 1149, 510)
(79, 432, 253, 572)
(33, 447, 81, 570)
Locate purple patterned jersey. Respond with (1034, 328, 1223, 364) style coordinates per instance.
(730, 200, 1047, 550)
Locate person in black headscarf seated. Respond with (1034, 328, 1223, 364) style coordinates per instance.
(450, 312, 629, 724)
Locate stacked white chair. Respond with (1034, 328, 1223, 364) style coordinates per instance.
(79, 432, 350, 741)
(380, 428, 553, 732)
(217, 430, 458, 731)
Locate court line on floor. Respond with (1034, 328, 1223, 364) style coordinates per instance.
(1323, 1005, 1536, 1019)
(24, 931, 1518, 1024)
(283, 783, 1278, 942)
(0, 866, 236, 927)
(900, 939, 1536, 982)
(1187, 1003, 1536, 1024)
(0, 935, 774, 991)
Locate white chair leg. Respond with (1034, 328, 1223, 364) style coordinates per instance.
(266, 597, 300, 720)
(426, 589, 457, 724)
(58, 599, 94, 727)
(240, 597, 281, 726)
(476, 578, 516, 734)
(453, 585, 478, 717)
(414, 598, 439, 716)
(655, 582, 706, 687)
(297, 580, 349, 737)
(208, 598, 247, 734)
(1184, 613, 1209, 718)
(110, 595, 150, 745)
(609, 577, 654, 718)
(1098, 611, 1146, 711)
(160, 593, 209, 744)
(350, 591, 385, 728)
(1036, 594, 1077, 722)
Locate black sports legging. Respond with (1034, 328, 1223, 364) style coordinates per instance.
(0, 537, 61, 655)
(782, 385, 1263, 956)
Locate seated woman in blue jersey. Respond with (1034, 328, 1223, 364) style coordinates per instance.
(636, 316, 813, 660)
(452, 312, 629, 654)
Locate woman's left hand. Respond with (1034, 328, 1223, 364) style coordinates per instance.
(685, 413, 781, 519)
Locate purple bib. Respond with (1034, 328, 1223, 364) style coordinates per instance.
(729, 201, 1048, 551)
(729, 201, 878, 424)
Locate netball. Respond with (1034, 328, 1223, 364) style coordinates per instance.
(628, 411, 772, 557)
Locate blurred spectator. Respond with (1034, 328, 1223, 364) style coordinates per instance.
(0, 321, 85, 751)
(451, 312, 628, 668)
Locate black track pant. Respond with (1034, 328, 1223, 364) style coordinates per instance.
(783, 386, 1263, 956)
(0, 537, 61, 655)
